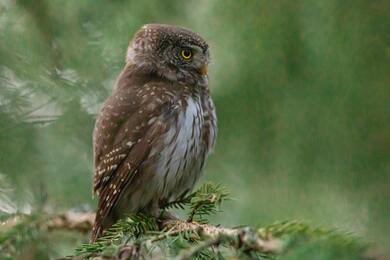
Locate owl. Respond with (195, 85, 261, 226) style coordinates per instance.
(91, 24, 217, 242)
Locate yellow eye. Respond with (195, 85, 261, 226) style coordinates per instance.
(181, 49, 192, 60)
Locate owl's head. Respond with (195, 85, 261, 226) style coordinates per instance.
(126, 24, 210, 86)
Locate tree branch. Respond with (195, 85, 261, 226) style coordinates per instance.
(44, 211, 95, 233)
(2, 211, 282, 256)
(163, 219, 283, 254)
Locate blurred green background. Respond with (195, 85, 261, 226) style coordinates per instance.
(0, 0, 389, 257)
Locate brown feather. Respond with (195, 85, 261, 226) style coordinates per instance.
(91, 24, 217, 242)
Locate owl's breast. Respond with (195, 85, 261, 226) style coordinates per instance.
(150, 95, 210, 202)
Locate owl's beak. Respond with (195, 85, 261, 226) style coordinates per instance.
(198, 64, 208, 76)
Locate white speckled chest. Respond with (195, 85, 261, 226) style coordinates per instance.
(151, 95, 206, 202)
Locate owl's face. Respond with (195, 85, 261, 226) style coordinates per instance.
(126, 24, 210, 86)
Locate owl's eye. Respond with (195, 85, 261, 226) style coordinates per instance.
(180, 49, 192, 60)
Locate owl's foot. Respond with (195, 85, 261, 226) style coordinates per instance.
(159, 210, 178, 220)
(147, 201, 178, 220)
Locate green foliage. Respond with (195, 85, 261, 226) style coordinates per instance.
(262, 221, 368, 259)
(74, 183, 228, 258)
(75, 214, 158, 256)
(186, 182, 229, 223)
(0, 183, 372, 259)
(0, 0, 388, 258)
(0, 214, 53, 259)
(70, 183, 368, 260)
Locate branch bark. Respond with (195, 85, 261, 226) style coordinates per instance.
(44, 211, 95, 233)
(163, 219, 283, 255)
(2, 211, 282, 257)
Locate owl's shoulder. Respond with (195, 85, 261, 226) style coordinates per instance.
(93, 76, 178, 154)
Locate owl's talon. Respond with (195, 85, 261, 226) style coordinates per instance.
(159, 210, 178, 220)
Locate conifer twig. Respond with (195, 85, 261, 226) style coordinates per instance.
(163, 219, 283, 254)
(33, 211, 282, 255)
(176, 235, 223, 260)
(25, 211, 282, 253)
(9, 211, 282, 255)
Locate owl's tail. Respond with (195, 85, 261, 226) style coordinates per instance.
(90, 211, 117, 243)
(90, 221, 102, 243)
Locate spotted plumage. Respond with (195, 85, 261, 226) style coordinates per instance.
(91, 24, 216, 242)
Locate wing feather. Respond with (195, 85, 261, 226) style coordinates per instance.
(91, 80, 175, 241)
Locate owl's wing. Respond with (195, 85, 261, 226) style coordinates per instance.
(201, 95, 217, 152)
(92, 78, 174, 193)
(91, 80, 176, 241)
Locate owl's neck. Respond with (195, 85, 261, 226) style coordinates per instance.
(121, 61, 208, 90)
